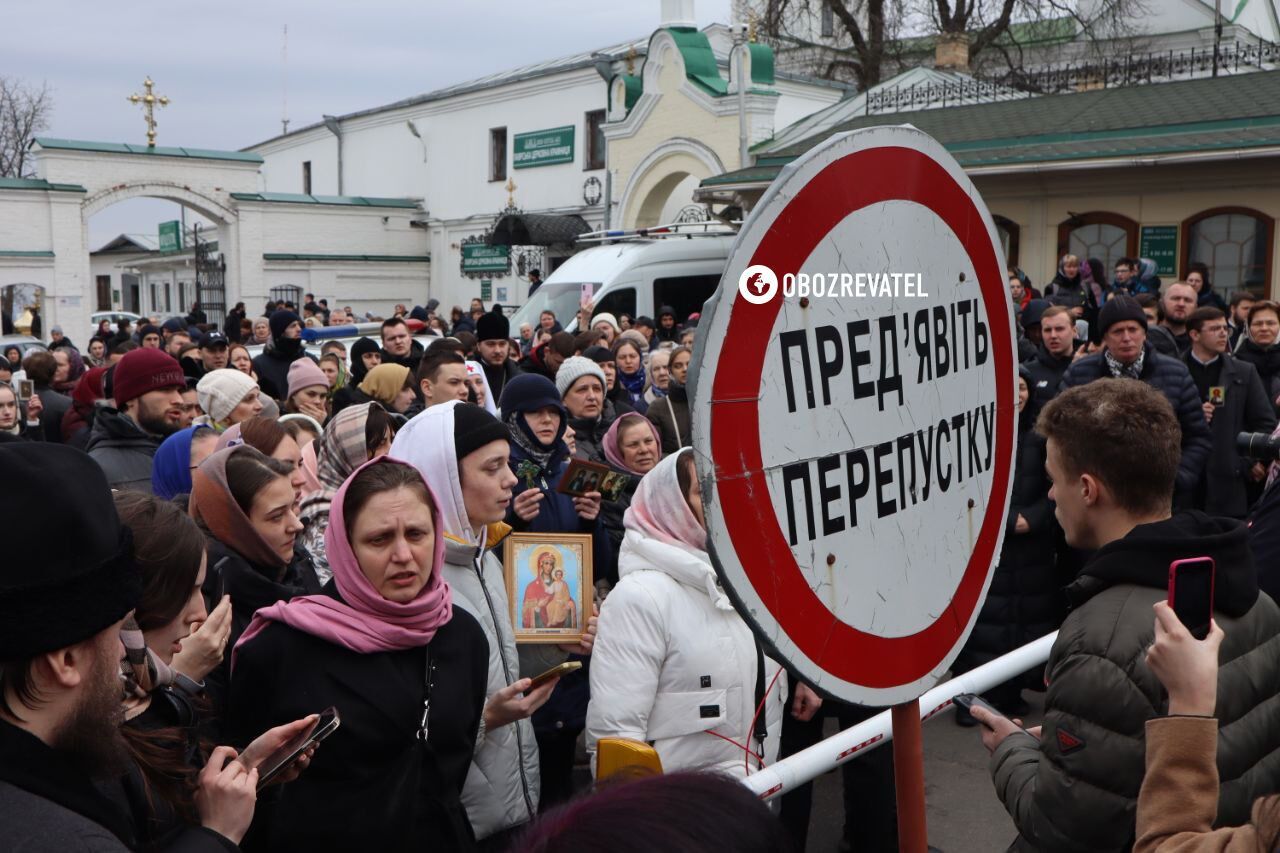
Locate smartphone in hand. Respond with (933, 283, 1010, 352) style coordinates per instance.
(1168, 557, 1215, 641)
(953, 693, 1025, 733)
(254, 707, 340, 790)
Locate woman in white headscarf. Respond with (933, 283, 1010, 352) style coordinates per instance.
(390, 400, 596, 845)
(465, 359, 498, 416)
(587, 450, 820, 778)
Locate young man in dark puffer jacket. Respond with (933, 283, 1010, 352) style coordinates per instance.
(972, 379, 1280, 853)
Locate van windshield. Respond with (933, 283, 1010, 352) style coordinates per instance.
(511, 282, 595, 332)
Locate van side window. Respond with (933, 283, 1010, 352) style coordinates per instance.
(652, 275, 721, 324)
(594, 287, 636, 323)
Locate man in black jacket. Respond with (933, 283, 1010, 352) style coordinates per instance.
(1183, 306, 1276, 517)
(1061, 296, 1211, 507)
(1147, 282, 1196, 357)
(1023, 305, 1078, 421)
(379, 317, 424, 374)
(87, 348, 186, 492)
(972, 379, 1280, 853)
(475, 309, 522, 401)
(251, 310, 315, 401)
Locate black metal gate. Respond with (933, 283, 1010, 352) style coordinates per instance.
(193, 223, 226, 332)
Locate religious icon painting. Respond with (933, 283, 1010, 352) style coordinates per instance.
(504, 532, 594, 644)
(556, 458, 612, 497)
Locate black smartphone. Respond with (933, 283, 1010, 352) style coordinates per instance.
(1169, 557, 1215, 641)
(254, 707, 340, 790)
(953, 693, 1025, 732)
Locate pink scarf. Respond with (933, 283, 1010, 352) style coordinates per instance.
(601, 412, 662, 474)
(623, 450, 707, 551)
(234, 456, 452, 660)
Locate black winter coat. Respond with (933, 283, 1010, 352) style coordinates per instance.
(1182, 353, 1276, 517)
(480, 358, 522, 402)
(229, 590, 488, 852)
(33, 385, 71, 445)
(1235, 338, 1280, 414)
(201, 538, 321, 729)
(1061, 342, 1211, 505)
(954, 417, 1059, 673)
(989, 512, 1280, 852)
(251, 339, 316, 401)
(569, 399, 623, 465)
(87, 407, 164, 493)
(1022, 345, 1073, 422)
(646, 381, 691, 455)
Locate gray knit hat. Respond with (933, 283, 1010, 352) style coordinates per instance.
(197, 368, 259, 424)
(555, 356, 608, 398)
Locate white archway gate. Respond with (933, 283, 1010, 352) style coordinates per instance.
(0, 137, 427, 341)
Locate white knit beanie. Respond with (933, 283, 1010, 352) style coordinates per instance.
(197, 369, 259, 424)
(555, 356, 608, 399)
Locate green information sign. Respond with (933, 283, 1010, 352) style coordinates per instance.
(513, 125, 575, 169)
(481, 279, 492, 301)
(461, 243, 510, 274)
(1140, 225, 1178, 276)
(158, 220, 182, 253)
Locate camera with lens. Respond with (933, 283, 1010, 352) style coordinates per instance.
(1238, 432, 1280, 462)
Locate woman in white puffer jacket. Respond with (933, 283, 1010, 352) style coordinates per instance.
(587, 449, 820, 777)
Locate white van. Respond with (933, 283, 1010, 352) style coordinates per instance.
(511, 233, 735, 333)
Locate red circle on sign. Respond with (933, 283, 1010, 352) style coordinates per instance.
(709, 145, 1014, 688)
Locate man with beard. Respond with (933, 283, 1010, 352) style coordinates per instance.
(476, 308, 522, 401)
(1148, 282, 1197, 357)
(87, 348, 186, 493)
(0, 443, 142, 849)
(251, 310, 316, 401)
(378, 317, 424, 374)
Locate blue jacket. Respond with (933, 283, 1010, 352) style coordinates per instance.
(1060, 342, 1211, 504)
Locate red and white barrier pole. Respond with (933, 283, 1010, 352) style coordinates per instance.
(743, 631, 1058, 801)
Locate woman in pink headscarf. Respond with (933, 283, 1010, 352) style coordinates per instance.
(229, 456, 489, 852)
(586, 450, 822, 779)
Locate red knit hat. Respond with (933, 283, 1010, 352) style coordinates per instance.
(112, 348, 186, 406)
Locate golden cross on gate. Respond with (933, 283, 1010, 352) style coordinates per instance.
(505, 177, 517, 208)
(128, 77, 170, 148)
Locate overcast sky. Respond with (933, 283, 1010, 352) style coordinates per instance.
(5, 0, 731, 248)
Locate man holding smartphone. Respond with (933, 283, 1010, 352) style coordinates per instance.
(970, 379, 1280, 852)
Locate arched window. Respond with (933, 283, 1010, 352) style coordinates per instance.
(992, 215, 1020, 268)
(1181, 207, 1274, 299)
(1057, 212, 1138, 275)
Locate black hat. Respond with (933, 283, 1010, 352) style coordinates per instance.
(0, 444, 141, 658)
(199, 331, 228, 349)
(453, 402, 510, 460)
(476, 310, 510, 343)
(161, 317, 186, 334)
(633, 316, 655, 330)
(1098, 295, 1149, 336)
(269, 309, 302, 340)
(582, 345, 615, 365)
(1020, 299, 1051, 328)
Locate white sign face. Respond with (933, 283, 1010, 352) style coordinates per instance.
(691, 126, 1018, 706)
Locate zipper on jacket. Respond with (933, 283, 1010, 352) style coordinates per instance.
(473, 546, 537, 821)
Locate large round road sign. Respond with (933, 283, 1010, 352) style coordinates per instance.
(691, 126, 1017, 706)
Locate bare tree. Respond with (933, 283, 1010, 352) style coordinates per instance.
(0, 77, 53, 179)
(758, 0, 1147, 90)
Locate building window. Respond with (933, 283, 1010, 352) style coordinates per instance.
(1181, 207, 1274, 299)
(302, 160, 312, 195)
(489, 127, 507, 182)
(821, 6, 835, 37)
(270, 285, 303, 308)
(585, 110, 606, 171)
(1057, 212, 1137, 275)
(992, 215, 1020, 268)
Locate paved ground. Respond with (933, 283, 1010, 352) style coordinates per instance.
(805, 690, 1046, 853)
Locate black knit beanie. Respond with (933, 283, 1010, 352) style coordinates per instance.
(0, 443, 141, 657)
(453, 402, 511, 461)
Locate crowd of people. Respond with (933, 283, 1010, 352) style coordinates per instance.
(0, 294, 817, 853)
(5, 253, 1280, 852)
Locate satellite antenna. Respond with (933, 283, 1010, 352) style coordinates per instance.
(281, 24, 290, 134)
